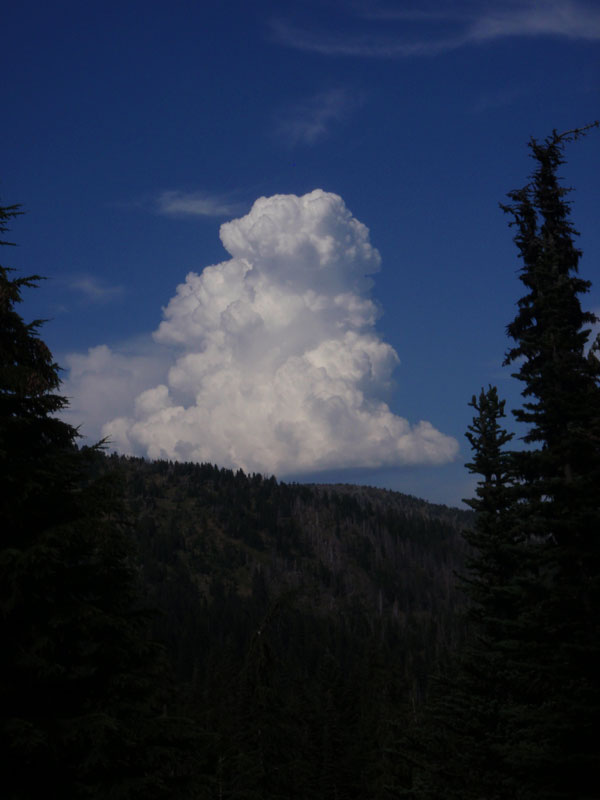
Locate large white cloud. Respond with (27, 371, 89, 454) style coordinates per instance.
(65, 189, 458, 474)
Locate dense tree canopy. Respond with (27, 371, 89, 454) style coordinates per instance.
(0, 201, 199, 799)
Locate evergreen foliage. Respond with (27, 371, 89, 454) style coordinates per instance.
(404, 126, 600, 799)
(498, 124, 600, 798)
(91, 453, 470, 799)
(0, 202, 200, 799)
(463, 387, 516, 621)
(395, 387, 517, 799)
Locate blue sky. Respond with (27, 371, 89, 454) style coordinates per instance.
(2, 0, 599, 506)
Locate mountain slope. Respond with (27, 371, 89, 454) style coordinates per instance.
(97, 453, 473, 799)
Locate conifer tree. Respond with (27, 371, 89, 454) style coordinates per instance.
(402, 126, 600, 799)
(0, 200, 201, 798)
(452, 387, 520, 799)
(497, 124, 600, 798)
(398, 387, 516, 800)
(463, 386, 516, 622)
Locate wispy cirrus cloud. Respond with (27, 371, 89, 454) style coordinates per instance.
(69, 276, 124, 303)
(275, 87, 365, 146)
(155, 190, 240, 218)
(269, 17, 459, 58)
(115, 190, 241, 218)
(468, 0, 600, 41)
(156, 190, 236, 217)
(270, 1, 600, 59)
(472, 83, 532, 113)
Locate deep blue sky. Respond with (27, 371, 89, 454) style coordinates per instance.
(2, 0, 599, 506)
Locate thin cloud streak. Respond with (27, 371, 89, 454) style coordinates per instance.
(469, 0, 600, 41)
(269, 18, 464, 58)
(270, 1, 600, 59)
(347, 1, 473, 23)
(69, 276, 124, 303)
(276, 88, 364, 146)
(156, 190, 240, 218)
(471, 84, 532, 113)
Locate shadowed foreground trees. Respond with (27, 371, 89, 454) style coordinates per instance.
(399, 387, 517, 800)
(0, 202, 201, 799)
(497, 124, 600, 798)
(405, 126, 600, 799)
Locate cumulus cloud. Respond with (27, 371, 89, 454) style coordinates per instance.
(584, 307, 600, 358)
(61, 339, 171, 441)
(65, 190, 458, 475)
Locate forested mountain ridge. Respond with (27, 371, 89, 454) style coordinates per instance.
(103, 453, 471, 665)
(85, 452, 473, 797)
(107, 456, 472, 644)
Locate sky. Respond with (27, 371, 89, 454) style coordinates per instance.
(2, 0, 599, 507)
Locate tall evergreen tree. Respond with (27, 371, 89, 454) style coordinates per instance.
(463, 387, 516, 624)
(397, 387, 516, 800)
(401, 126, 600, 800)
(497, 124, 600, 798)
(453, 387, 522, 799)
(0, 200, 201, 798)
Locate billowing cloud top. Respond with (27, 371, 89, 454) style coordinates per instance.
(67, 189, 458, 475)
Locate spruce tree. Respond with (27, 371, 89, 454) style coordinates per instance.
(398, 387, 516, 800)
(402, 127, 600, 799)
(497, 124, 600, 798)
(463, 386, 516, 627)
(0, 200, 201, 798)
(454, 387, 521, 799)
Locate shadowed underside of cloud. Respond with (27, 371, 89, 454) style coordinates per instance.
(64, 190, 458, 476)
(270, 0, 600, 58)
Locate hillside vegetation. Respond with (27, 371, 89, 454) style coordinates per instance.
(99, 453, 471, 798)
